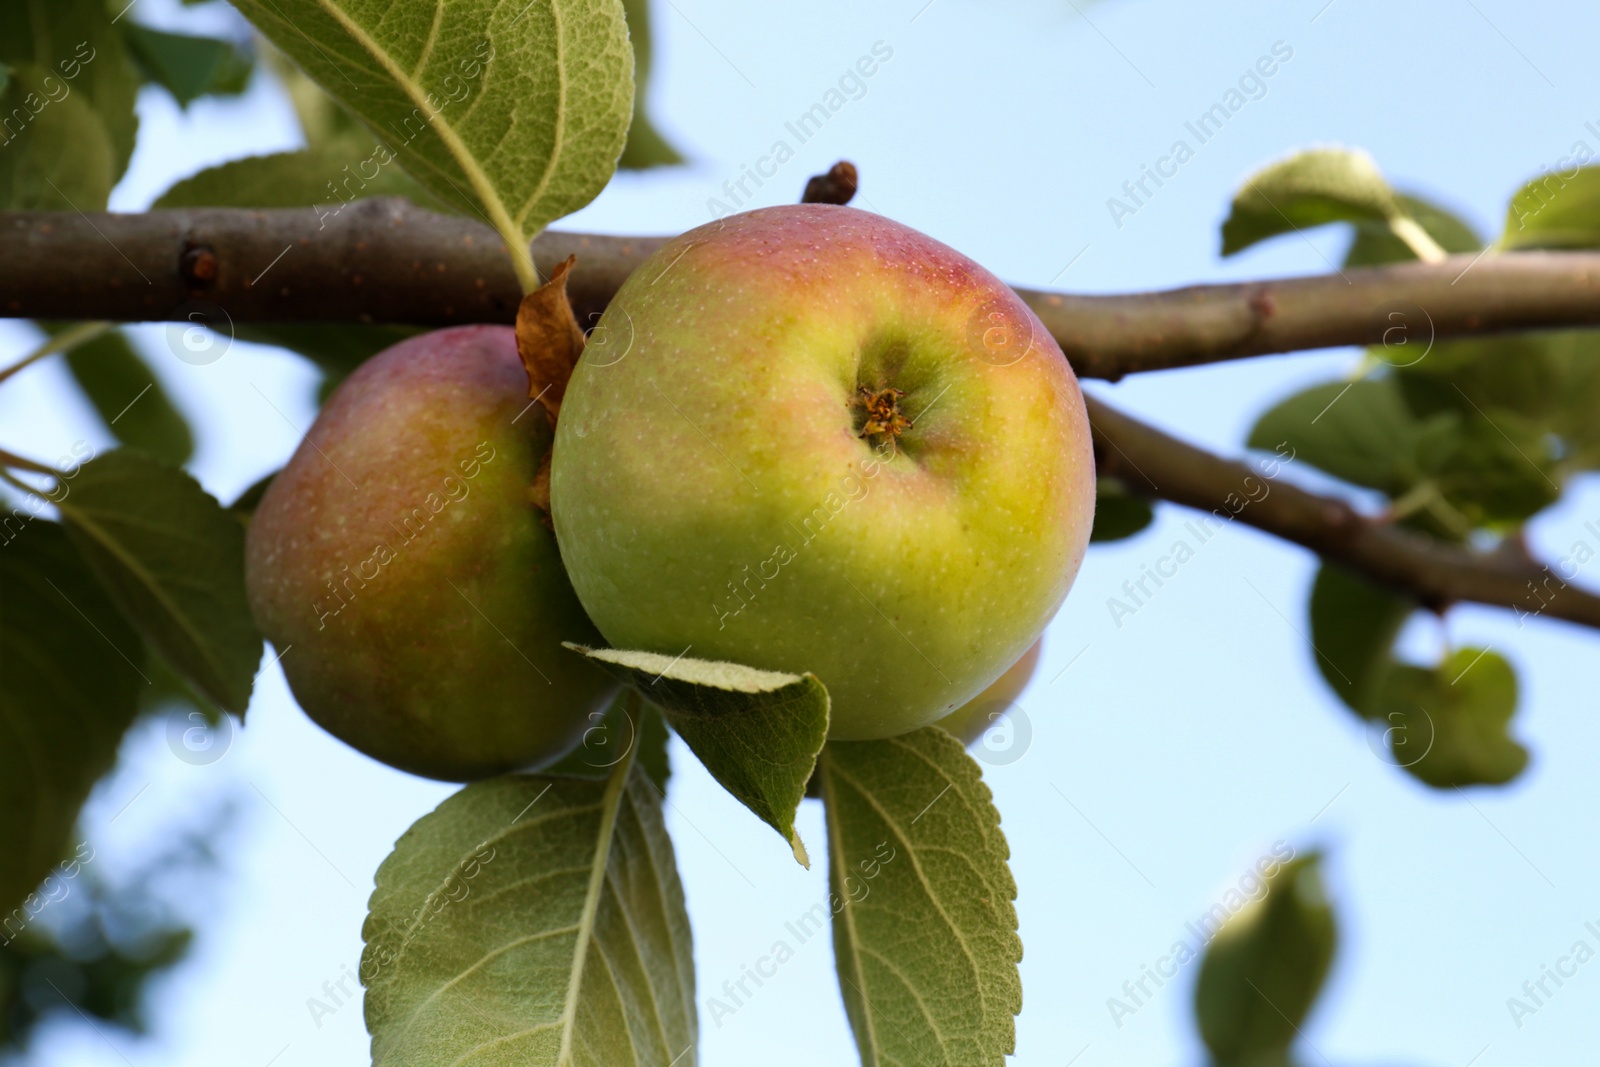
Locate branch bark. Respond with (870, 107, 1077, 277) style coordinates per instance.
(7, 201, 1600, 379)
(5, 200, 1599, 630)
(1086, 395, 1600, 629)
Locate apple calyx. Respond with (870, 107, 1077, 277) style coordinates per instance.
(855, 384, 913, 441)
(514, 253, 585, 427)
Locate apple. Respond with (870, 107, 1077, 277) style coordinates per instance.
(935, 638, 1043, 748)
(551, 205, 1094, 739)
(246, 326, 617, 780)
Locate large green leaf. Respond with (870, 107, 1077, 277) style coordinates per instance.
(617, 0, 681, 169)
(121, 23, 252, 107)
(1306, 563, 1411, 717)
(1344, 191, 1481, 267)
(1503, 164, 1600, 250)
(817, 728, 1021, 1066)
(0, 523, 144, 914)
(62, 329, 193, 467)
(363, 763, 696, 1066)
(230, 0, 635, 289)
(0, 64, 116, 211)
(1222, 147, 1419, 257)
(56, 451, 261, 714)
(1247, 378, 1422, 495)
(0, 0, 141, 183)
(566, 645, 828, 867)
(1193, 853, 1336, 1066)
(1371, 650, 1529, 789)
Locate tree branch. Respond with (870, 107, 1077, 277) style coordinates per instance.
(6, 200, 1599, 630)
(7, 201, 1600, 379)
(1086, 395, 1600, 630)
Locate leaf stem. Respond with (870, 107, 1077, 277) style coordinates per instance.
(1387, 214, 1449, 264)
(0, 321, 111, 386)
(0, 448, 59, 477)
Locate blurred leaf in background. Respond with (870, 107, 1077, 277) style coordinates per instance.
(0, 524, 145, 918)
(1193, 852, 1336, 1067)
(0, 0, 142, 206)
(120, 23, 252, 107)
(619, 0, 684, 169)
(59, 329, 194, 467)
(0, 804, 233, 1058)
(1090, 476, 1156, 543)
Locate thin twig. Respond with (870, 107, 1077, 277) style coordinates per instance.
(1086, 395, 1600, 630)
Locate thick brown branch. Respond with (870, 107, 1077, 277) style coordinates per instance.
(4, 200, 1597, 630)
(7, 202, 1600, 378)
(1086, 395, 1600, 630)
(1, 200, 665, 333)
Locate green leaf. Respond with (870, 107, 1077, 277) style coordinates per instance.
(139, 647, 225, 727)
(0, 522, 144, 914)
(0, 0, 142, 182)
(565, 645, 828, 867)
(1545, 330, 1600, 469)
(1222, 147, 1406, 256)
(155, 146, 438, 212)
(1503, 165, 1600, 250)
(266, 41, 366, 144)
(120, 24, 252, 107)
(1423, 409, 1561, 527)
(617, 0, 682, 169)
(0, 64, 116, 211)
(1394, 334, 1563, 425)
(1194, 853, 1336, 1066)
(363, 763, 697, 1066)
(1372, 650, 1529, 789)
(230, 0, 635, 289)
(61, 329, 193, 467)
(817, 728, 1021, 1066)
(1344, 191, 1482, 267)
(55, 451, 261, 713)
(1307, 563, 1411, 717)
(1089, 475, 1154, 543)
(1247, 378, 1421, 495)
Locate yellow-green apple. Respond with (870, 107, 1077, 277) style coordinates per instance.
(551, 206, 1094, 739)
(935, 638, 1042, 747)
(246, 326, 617, 780)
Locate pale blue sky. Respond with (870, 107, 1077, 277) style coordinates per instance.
(4, 0, 1599, 1064)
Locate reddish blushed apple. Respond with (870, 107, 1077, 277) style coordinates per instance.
(246, 326, 617, 780)
(551, 205, 1094, 739)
